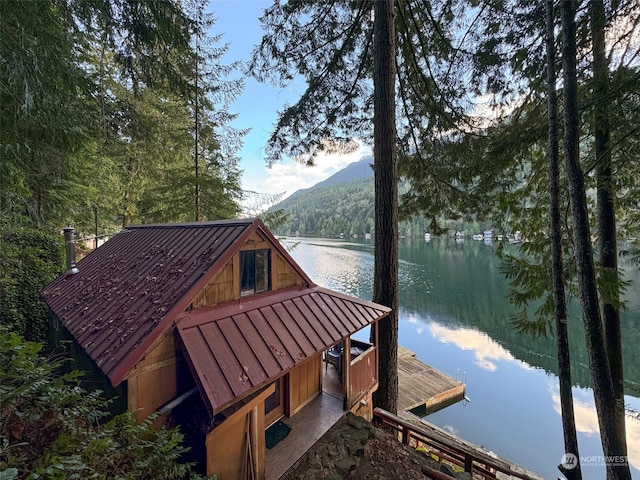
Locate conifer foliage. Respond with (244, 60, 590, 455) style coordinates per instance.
(0, 0, 243, 233)
(0, 328, 212, 479)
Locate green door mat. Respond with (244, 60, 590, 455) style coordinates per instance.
(265, 420, 291, 449)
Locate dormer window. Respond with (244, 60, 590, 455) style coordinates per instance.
(240, 250, 271, 297)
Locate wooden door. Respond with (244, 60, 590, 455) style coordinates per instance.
(264, 378, 283, 426)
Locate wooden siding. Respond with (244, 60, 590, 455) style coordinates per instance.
(191, 259, 235, 308)
(288, 354, 322, 415)
(190, 232, 304, 310)
(242, 231, 305, 291)
(127, 334, 184, 422)
(206, 384, 274, 480)
(272, 249, 302, 290)
(349, 390, 374, 422)
(242, 231, 271, 251)
(347, 346, 377, 410)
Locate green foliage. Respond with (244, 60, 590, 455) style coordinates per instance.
(249, 1, 376, 166)
(267, 175, 494, 238)
(271, 177, 375, 237)
(1, 0, 243, 232)
(0, 228, 64, 343)
(498, 236, 577, 339)
(0, 329, 213, 480)
(0, 0, 94, 228)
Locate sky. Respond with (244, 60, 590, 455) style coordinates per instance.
(208, 0, 371, 203)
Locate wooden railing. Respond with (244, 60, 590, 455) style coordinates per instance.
(373, 408, 545, 480)
(347, 346, 376, 407)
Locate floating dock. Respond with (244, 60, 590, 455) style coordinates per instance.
(397, 346, 465, 416)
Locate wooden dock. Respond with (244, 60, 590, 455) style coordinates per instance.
(398, 346, 465, 415)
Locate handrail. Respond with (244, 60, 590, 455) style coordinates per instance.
(373, 408, 545, 480)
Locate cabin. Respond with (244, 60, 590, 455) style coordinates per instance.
(42, 219, 390, 480)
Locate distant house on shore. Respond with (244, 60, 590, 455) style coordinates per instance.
(42, 218, 389, 480)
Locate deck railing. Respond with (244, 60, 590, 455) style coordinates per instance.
(347, 346, 376, 407)
(373, 408, 545, 480)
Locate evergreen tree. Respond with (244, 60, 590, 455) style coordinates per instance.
(371, 0, 399, 413)
(545, 2, 581, 478)
(561, 1, 630, 477)
(0, 0, 244, 233)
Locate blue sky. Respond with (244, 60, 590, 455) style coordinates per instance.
(209, 0, 371, 201)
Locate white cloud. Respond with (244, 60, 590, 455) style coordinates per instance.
(243, 142, 372, 198)
(441, 424, 459, 436)
(265, 143, 371, 194)
(429, 323, 526, 372)
(550, 387, 640, 471)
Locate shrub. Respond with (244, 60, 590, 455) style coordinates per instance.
(0, 329, 213, 480)
(0, 228, 64, 343)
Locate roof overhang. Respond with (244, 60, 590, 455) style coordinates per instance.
(176, 286, 390, 414)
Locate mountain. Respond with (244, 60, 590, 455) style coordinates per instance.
(311, 155, 374, 190)
(267, 155, 493, 238)
(267, 155, 433, 238)
(285, 155, 374, 201)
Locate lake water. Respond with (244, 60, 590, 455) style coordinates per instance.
(284, 236, 640, 480)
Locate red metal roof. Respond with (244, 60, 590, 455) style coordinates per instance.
(176, 286, 391, 413)
(41, 218, 312, 385)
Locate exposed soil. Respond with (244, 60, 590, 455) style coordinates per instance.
(280, 413, 442, 480)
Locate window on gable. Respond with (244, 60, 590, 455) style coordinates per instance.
(240, 249, 271, 297)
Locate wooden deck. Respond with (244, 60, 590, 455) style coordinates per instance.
(264, 347, 464, 480)
(398, 346, 465, 415)
(265, 362, 345, 480)
(264, 392, 345, 480)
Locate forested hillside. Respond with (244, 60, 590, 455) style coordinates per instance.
(268, 158, 492, 238)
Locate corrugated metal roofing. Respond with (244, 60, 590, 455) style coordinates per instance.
(177, 286, 391, 413)
(42, 219, 273, 384)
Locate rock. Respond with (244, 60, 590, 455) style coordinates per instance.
(346, 413, 375, 439)
(334, 457, 358, 476)
(347, 441, 365, 457)
(440, 462, 457, 477)
(281, 412, 443, 480)
(327, 444, 339, 457)
(455, 472, 472, 480)
(346, 413, 368, 429)
(348, 426, 374, 446)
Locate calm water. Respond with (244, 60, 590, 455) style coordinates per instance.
(284, 236, 640, 480)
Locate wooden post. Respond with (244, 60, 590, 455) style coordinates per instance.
(464, 454, 473, 473)
(343, 336, 351, 409)
(250, 407, 258, 479)
(401, 425, 409, 445)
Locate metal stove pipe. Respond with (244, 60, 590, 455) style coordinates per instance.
(63, 227, 79, 275)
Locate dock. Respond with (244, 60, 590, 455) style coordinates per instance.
(398, 346, 465, 415)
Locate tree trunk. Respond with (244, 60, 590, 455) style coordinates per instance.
(371, 0, 399, 414)
(194, 59, 200, 222)
(560, 2, 631, 478)
(545, 2, 581, 479)
(590, 0, 627, 455)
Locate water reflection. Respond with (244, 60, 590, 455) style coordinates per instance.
(428, 323, 530, 373)
(287, 237, 640, 479)
(550, 389, 640, 471)
(426, 317, 640, 473)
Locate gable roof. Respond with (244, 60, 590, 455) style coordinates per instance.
(42, 218, 313, 385)
(176, 285, 390, 413)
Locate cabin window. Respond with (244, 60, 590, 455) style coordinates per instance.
(240, 249, 271, 297)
